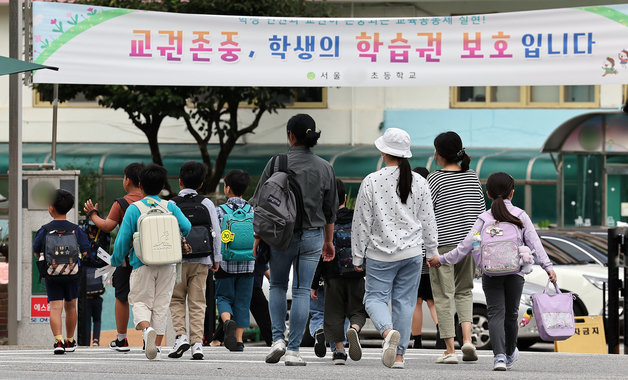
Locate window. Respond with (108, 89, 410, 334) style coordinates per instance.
(274, 87, 327, 109)
(451, 85, 599, 108)
(32, 89, 100, 108)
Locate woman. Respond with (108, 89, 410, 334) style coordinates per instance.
(352, 128, 438, 369)
(427, 131, 486, 364)
(253, 114, 338, 366)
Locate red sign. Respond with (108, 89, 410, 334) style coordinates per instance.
(31, 296, 50, 318)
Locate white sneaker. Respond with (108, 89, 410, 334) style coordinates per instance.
(265, 339, 286, 364)
(391, 360, 405, 369)
(435, 351, 459, 364)
(381, 330, 400, 368)
(143, 327, 157, 360)
(168, 334, 190, 359)
(461, 343, 478, 361)
(284, 350, 306, 366)
(191, 342, 204, 360)
(154, 347, 162, 361)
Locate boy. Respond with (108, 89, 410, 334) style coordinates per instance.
(33, 189, 90, 354)
(111, 164, 191, 360)
(83, 162, 144, 351)
(311, 179, 366, 365)
(215, 170, 255, 352)
(169, 161, 221, 360)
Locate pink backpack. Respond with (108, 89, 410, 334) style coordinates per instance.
(477, 208, 525, 276)
(532, 280, 576, 341)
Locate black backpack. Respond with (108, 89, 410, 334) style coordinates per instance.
(171, 193, 214, 259)
(333, 222, 354, 275)
(84, 266, 105, 295)
(37, 225, 81, 281)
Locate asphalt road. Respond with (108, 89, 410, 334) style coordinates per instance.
(0, 345, 626, 379)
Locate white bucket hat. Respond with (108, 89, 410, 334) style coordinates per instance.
(374, 128, 412, 158)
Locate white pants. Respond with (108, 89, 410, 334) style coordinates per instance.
(128, 264, 176, 334)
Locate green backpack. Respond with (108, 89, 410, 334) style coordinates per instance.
(220, 204, 255, 261)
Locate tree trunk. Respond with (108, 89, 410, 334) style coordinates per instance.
(207, 137, 237, 194)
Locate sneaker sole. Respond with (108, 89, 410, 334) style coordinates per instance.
(494, 365, 507, 371)
(192, 353, 204, 360)
(333, 359, 346, 365)
(224, 320, 238, 351)
(382, 330, 400, 368)
(347, 328, 362, 361)
(314, 331, 326, 358)
(265, 347, 286, 364)
(53, 348, 65, 355)
(391, 363, 405, 369)
(110, 344, 130, 352)
(65, 347, 76, 353)
(285, 360, 307, 366)
(168, 343, 190, 358)
(462, 344, 478, 361)
(145, 329, 158, 360)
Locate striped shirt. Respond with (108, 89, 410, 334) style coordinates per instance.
(427, 169, 486, 247)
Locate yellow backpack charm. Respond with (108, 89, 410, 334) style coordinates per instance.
(221, 230, 235, 244)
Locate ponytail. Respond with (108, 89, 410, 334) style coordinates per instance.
(397, 158, 412, 204)
(303, 128, 321, 148)
(434, 131, 471, 172)
(459, 151, 471, 172)
(486, 172, 523, 228)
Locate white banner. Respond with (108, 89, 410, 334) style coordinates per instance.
(32, 2, 628, 86)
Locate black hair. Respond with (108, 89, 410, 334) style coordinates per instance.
(140, 164, 168, 196)
(336, 178, 346, 206)
(434, 131, 471, 172)
(286, 113, 321, 148)
(51, 189, 74, 215)
(486, 172, 523, 229)
(179, 161, 207, 190)
(397, 157, 413, 204)
(224, 169, 250, 197)
(123, 162, 144, 187)
(412, 166, 429, 179)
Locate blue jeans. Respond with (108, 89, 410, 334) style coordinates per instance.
(364, 256, 421, 356)
(269, 228, 323, 351)
(216, 275, 255, 328)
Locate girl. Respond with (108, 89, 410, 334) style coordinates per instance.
(352, 128, 438, 369)
(428, 172, 556, 371)
(427, 131, 485, 364)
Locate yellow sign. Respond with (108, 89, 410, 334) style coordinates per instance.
(221, 230, 234, 244)
(554, 316, 606, 354)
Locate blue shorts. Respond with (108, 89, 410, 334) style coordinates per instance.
(45, 278, 80, 302)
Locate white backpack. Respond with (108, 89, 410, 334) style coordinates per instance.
(132, 198, 182, 265)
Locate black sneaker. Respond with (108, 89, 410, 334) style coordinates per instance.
(232, 342, 244, 352)
(110, 338, 131, 352)
(64, 339, 77, 353)
(53, 340, 65, 355)
(332, 350, 347, 365)
(224, 320, 238, 351)
(314, 328, 326, 358)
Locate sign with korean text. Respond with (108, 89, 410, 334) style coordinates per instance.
(554, 316, 606, 354)
(30, 296, 50, 323)
(32, 2, 628, 86)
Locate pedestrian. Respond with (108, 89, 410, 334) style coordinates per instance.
(33, 189, 90, 354)
(427, 131, 485, 364)
(110, 164, 191, 360)
(352, 128, 438, 369)
(253, 113, 338, 366)
(314, 178, 367, 365)
(169, 161, 221, 360)
(249, 250, 272, 346)
(215, 170, 256, 352)
(410, 167, 443, 349)
(83, 162, 144, 352)
(428, 172, 557, 371)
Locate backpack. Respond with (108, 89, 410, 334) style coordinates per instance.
(478, 208, 525, 276)
(220, 203, 255, 261)
(42, 226, 81, 281)
(80, 221, 110, 268)
(132, 198, 182, 266)
(171, 194, 215, 259)
(84, 266, 105, 295)
(253, 154, 304, 251)
(333, 222, 354, 275)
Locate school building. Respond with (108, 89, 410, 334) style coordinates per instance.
(2, 0, 628, 228)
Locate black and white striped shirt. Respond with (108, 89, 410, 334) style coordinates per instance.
(427, 170, 486, 247)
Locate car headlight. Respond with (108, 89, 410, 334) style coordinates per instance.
(583, 274, 607, 290)
(520, 293, 533, 307)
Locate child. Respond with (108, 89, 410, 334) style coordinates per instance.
(83, 162, 144, 352)
(169, 161, 221, 360)
(111, 164, 191, 360)
(215, 170, 255, 352)
(33, 189, 90, 354)
(311, 179, 366, 365)
(428, 172, 557, 371)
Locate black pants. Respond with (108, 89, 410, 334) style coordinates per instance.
(481, 274, 524, 357)
(250, 287, 273, 346)
(203, 271, 216, 342)
(323, 277, 367, 343)
(83, 295, 103, 342)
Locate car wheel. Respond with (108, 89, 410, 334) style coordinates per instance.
(471, 305, 491, 350)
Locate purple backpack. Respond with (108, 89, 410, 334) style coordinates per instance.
(532, 280, 576, 341)
(478, 208, 524, 276)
